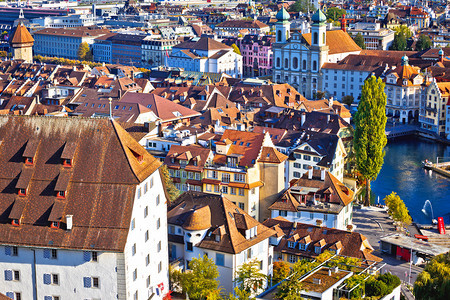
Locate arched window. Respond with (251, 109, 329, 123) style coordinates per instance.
(302, 60, 306, 69)
(285, 58, 289, 68)
(276, 57, 280, 67)
(313, 61, 317, 71)
(277, 30, 281, 42)
(313, 32, 318, 45)
(293, 57, 298, 69)
(323, 32, 326, 44)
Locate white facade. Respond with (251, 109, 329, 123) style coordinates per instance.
(270, 202, 354, 231)
(0, 170, 169, 300)
(32, 14, 101, 28)
(322, 68, 369, 101)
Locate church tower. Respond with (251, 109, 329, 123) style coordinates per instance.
(10, 22, 34, 63)
(275, 7, 290, 43)
(311, 9, 327, 47)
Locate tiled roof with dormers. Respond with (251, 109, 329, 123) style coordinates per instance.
(168, 191, 275, 254)
(0, 116, 161, 251)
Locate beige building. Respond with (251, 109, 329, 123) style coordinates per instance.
(10, 23, 34, 63)
(420, 80, 449, 137)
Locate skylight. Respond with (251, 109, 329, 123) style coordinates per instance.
(173, 111, 182, 117)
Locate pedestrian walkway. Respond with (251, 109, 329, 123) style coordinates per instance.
(401, 284, 415, 300)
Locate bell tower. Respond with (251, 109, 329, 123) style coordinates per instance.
(275, 7, 290, 43)
(10, 22, 34, 63)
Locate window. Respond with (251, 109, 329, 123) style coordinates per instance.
(156, 195, 160, 205)
(144, 206, 148, 218)
(52, 274, 59, 285)
(186, 242, 193, 252)
(146, 254, 150, 266)
(239, 203, 245, 210)
(222, 173, 230, 183)
(13, 270, 19, 281)
(157, 218, 161, 229)
(293, 162, 301, 168)
(92, 277, 99, 288)
(221, 186, 228, 194)
(279, 210, 287, 217)
(144, 182, 148, 194)
(51, 249, 57, 259)
(132, 244, 136, 256)
(92, 251, 98, 262)
(158, 261, 162, 273)
(137, 188, 141, 199)
(14, 293, 21, 300)
(293, 171, 301, 177)
(284, 58, 289, 68)
(131, 218, 135, 230)
(146, 275, 151, 287)
(216, 253, 225, 266)
(313, 61, 317, 71)
(239, 189, 245, 196)
(234, 173, 245, 182)
(288, 241, 295, 248)
(313, 32, 318, 44)
(293, 57, 298, 69)
(289, 255, 298, 263)
(313, 157, 320, 162)
(304, 155, 311, 161)
(157, 241, 161, 252)
(145, 230, 149, 242)
(133, 269, 137, 281)
(230, 187, 236, 195)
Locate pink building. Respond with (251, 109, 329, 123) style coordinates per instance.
(240, 34, 274, 77)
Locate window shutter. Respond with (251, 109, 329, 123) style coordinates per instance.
(4, 270, 12, 281)
(4, 246, 11, 256)
(43, 273, 51, 285)
(5, 292, 13, 299)
(83, 251, 91, 262)
(83, 276, 91, 288)
(43, 249, 50, 259)
(44, 296, 52, 300)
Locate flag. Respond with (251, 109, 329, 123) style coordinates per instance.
(166, 49, 169, 58)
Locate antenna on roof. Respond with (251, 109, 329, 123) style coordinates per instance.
(108, 97, 113, 120)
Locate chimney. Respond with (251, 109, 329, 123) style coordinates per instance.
(439, 49, 444, 63)
(328, 268, 332, 276)
(73, 66, 77, 71)
(293, 222, 297, 229)
(66, 215, 73, 231)
(328, 97, 333, 108)
(301, 112, 306, 126)
(321, 169, 325, 181)
(131, 70, 134, 81)
(341, 14, 347, 32)
(327, 115, 330, 124)
(308, 168, 313, 180)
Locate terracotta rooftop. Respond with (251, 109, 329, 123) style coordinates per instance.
(10, 23, 34, 45)
(215, 20, 269, 29)
(0, 116, 161, 251)
(302, 30, 361, 55)
(175, 37, 231, 51)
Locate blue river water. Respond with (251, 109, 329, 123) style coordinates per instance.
(370, 137, 450, 225)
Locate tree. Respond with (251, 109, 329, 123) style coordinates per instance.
(227, 287, 251, 300)
(289, 0, 316, 13)
(326, 7, 346, 22)
(384, 192, 412, 229)
(273, 261, 290, 284)
(314, 90, 326, 100)
(234, 259, 267, 294)
(414, 251, 450, 300)
(160, 165, 180, 204)
(365, 278, 389, 297)
(353, 33, 366, 49)
(342, 95, 354, 107)
(354, 76, 387, 206)
(180, 255, 220, 300)
(77, 42, 92, 61)
(415, 34, 432, 51)
(231, 43, 241, 55)
(393, 25, 412, 38)
(390, 32, 407, 51)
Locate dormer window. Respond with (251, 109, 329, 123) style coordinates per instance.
(288, 241, 295, 248)
(51, 221, 60, 229)
(57, 191, 66, 199)
(18, 188, 27, 196)
(215, 235, 220, 242)
(11, 219, 20, 226)
(63, 159, 72, 167)
(193, 160, 198, 166)
(171, 158, 175, 163)
(25, 157, 34, 165)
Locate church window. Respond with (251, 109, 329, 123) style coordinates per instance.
(293, 57, 298, 69)
(323, 33, 326, 44)
(277, 30, 281, 42)
(276, 57, 280, 68)
(303, 60, 306, 69)
(313, 32, 318, 45)
(313, 61, 317, 71)
(284, 58, 289, 68)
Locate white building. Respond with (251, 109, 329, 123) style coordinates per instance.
(167, 37, 243, 78)
(167, 191, 275, 294)
(268, 170, 354, 230)
(142, 38, 179, 66)
(31, 14, 102, 28)
(0, 116, 169, 300)
(347, 22, 395, 50)
(272, 8, 361, 99)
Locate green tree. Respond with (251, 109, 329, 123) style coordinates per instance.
(314, 90, 326, 100)
(231, 43, 241, 55)
(227, 287, 251, 300)
(354, 76, 387, 206)
(393, 25, 412, 38)
(234, 259, 267, 294)
(273, 261, 290, 284)
(415, 34, 432, 51)
(160, 165, 180, 204)
(180, 255, 220, 300)
(384, 192, 412, 229)
(414, 251, 450, 300)
(77, 42, 92, 61)
(353, 33, 366, 49)
(342, 95, 355, 106)
(390, 32, 407, 51)
(326, 7, 346, 22)
(289, 0, 316, 13)
(365, 278, 388, 297)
